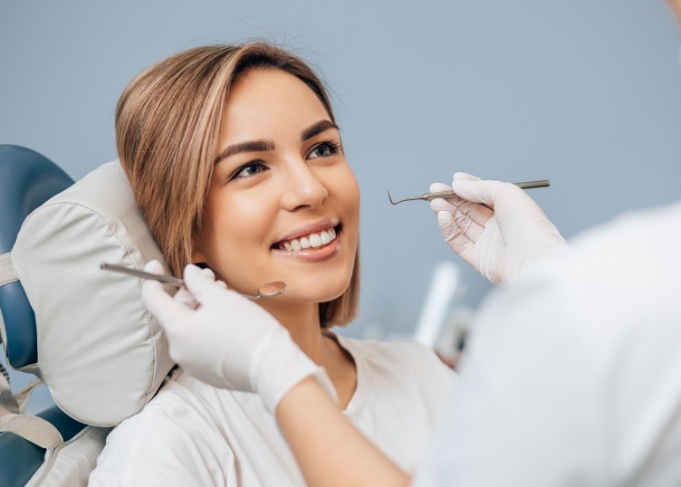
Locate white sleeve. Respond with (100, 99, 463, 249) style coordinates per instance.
(413, 202, 681, 487)
(413, 267, 606, 487)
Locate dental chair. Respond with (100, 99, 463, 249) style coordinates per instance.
(0, 145, 175, 486)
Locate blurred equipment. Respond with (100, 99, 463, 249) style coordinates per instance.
(412, 261, 473, 369)
(413, 261, 463, 349)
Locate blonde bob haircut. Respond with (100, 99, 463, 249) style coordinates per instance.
(115, 42, 359, 327)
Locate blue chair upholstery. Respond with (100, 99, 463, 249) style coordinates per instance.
(0, 405, 85, 487)
(0, 145, 89, 487)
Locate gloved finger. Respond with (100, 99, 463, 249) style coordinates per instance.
(437, 211, 479, 264)
(430, 182, 451, 193)
(141, 278, 194, 330)
(429, 183, 466, 205)
(450, 178, 502, 207)
(430, 197, 456, 215)
(453, 208, 486, 243)
(144, 259, 166, 275)
(173, 286, 199, 310)
(455, 199, 494, 228)
(437, 210, 460, 243)
(435, 193, 490, 240)
(182, 264, 229, 305)
(200, 267, 216, 280)
(452, 173, 499, 212)
(452, 172, 481, 183)
(439, 213, 476, 261)
(430, 183, 466, 217)
(142, 260, 195, 328)
(433, 197, 487, 245)
(193, 266, 228, 289)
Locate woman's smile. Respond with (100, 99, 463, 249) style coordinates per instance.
(276, 226, 336, 251)
(272, 219, 341, 261)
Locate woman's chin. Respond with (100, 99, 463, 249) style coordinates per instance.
(280, 281, 350, 305)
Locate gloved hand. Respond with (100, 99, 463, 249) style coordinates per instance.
(430, 172, 566, 285)
(142, 260, 337, 413)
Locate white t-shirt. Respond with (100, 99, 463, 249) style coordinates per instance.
(89, 335, 455, 486)
(413, 200, 681, 486)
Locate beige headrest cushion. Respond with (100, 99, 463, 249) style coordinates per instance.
(11, 161, 174, 426)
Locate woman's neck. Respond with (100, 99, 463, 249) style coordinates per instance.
(262, 301, 357, 408)
(263, 301, 323, 355)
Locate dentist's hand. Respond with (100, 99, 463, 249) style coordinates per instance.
(142, 261, 337, 413)
(430, 172, 566, 285)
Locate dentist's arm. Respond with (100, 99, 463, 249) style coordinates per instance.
(276, 376, 410, 487)
(430, 172, 566, 284)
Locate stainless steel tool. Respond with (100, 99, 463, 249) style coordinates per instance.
(388, 179, 550, 205)
(100, 263, 286, 299)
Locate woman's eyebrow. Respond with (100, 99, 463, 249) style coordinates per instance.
(214, 121, 338, 165)
(214, 140, 275, 165)
(301, 120, 339, 141)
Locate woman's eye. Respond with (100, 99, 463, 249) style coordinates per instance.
(231, 161, 268, 180)
(309, 141, 340, 159)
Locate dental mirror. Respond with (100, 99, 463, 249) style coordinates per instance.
(100, 263, 287, 300)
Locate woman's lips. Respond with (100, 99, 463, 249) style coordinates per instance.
(276, 226, 337, 251)
(271, 225, 341, 262)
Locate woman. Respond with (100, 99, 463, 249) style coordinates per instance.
(88, 42, 455, 486)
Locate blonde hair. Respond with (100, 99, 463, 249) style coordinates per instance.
(115, 42, 359, 327)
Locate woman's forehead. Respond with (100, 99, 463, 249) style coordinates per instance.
(219, 69, 333, 138)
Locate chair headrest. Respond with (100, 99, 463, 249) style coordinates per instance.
(10, 161, 175, 427)
(0, 145, 74, 368)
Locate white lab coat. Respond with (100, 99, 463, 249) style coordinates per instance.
(413, 200, 681, 486)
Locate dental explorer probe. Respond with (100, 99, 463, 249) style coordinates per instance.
(100, 263, 286, 300)
(387, 179, 550, 205)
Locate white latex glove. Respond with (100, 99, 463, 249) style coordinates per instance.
(141, 260, 337, 413)
(430, 172, 566, 285)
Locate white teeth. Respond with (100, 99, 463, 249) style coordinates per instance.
(309, 234, 322, 247)
(279, 228, 337, 252)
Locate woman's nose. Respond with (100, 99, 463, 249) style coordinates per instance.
(280, 161, 329, 212)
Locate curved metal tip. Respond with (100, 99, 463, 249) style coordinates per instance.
(387, 191, 427, 205)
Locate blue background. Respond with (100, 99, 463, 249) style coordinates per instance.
(2, 0, 681, 409)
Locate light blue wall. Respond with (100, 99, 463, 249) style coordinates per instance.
(2, 0, 680, 382)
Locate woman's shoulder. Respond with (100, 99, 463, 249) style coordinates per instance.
(89, 370, 238, 485)
(337, 334, 441, 362)
(336, 334, 455, 382)
(98, 369, 226, 448)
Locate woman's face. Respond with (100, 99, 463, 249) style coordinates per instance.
(193, 68, 360, 307)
